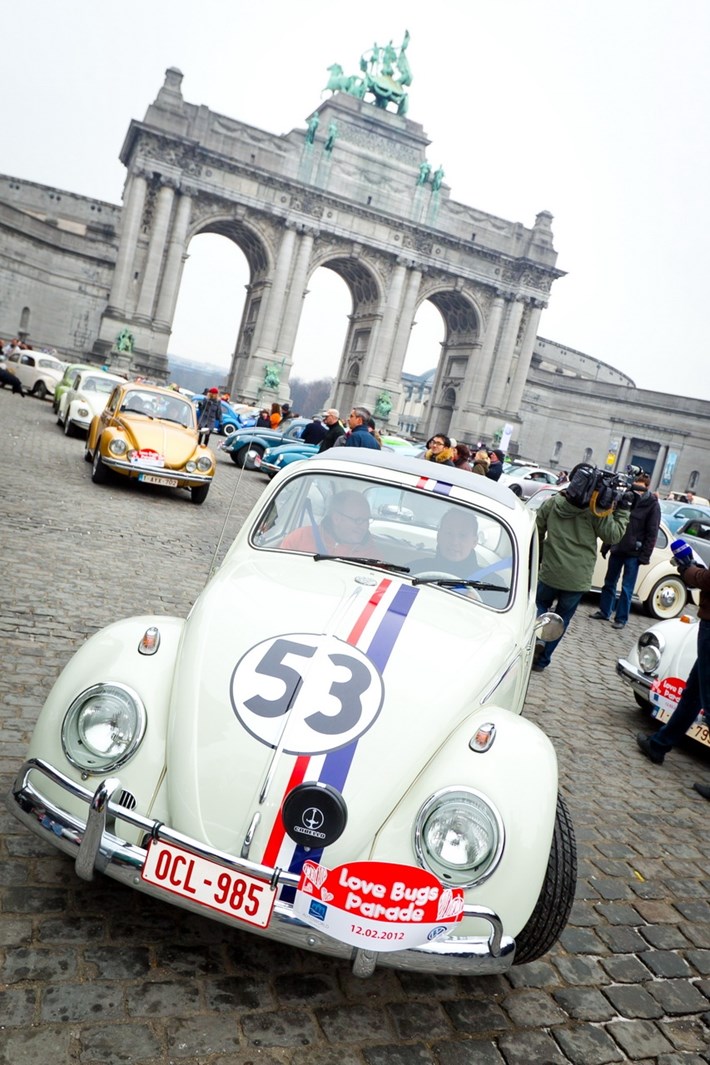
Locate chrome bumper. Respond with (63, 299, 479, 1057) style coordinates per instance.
(101, 457, 212, 486)
(8, 759, 516, 976)
(616, 658, 654, 693)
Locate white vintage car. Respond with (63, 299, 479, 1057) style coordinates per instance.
(56, 368, 125, 436)
(617, 615, 709, 751)
(8, 449, 575, 976)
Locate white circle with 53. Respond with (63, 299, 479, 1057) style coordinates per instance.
(230, 632, 385, 755)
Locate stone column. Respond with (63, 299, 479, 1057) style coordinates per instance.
(386, 265, 423, 384)
(154, 193, 193, 328)
(651, 444, 668, 490)
(507, 300, 544, 414)
(371, 259, 408, 383)
(107, 172, 147, 315)
(135, 182, 176, 321)
(255, 223, 297, 355)
(275, 228, 315, 357)
(463, 292, 504, 409)
(485, 296, 524, 410)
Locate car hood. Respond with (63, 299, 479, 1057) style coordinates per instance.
(117, 416, 198, 465)
(166, 552, 514, 864)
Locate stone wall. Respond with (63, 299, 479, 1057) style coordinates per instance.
(0, 174, 119, 359)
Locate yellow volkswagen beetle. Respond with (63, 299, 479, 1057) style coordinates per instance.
(85, 382, 215, 504)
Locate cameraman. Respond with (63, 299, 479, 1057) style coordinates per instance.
(591, 471, 660, 629)
(533, 465, 632, 672)
(636, 554, 710, 802)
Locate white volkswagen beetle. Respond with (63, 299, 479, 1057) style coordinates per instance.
(617, 615, 709, 751)
(56, 368, 125, 437)
(8, 449, 575, 976)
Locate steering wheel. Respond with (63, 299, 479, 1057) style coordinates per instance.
(414, 571, 482, 602)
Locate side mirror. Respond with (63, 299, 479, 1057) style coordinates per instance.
(535, 611, 565, 643)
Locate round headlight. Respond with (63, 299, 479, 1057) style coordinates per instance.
(638, 631, 663, 674)
(62, 683, 146, 773)
(196, 455, 212, 472)
(414, 788, 504, 888)
(108, 438, 128, 456)
(185, 460, 196, 473)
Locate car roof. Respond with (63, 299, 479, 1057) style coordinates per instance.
(315, 447, 518, 510)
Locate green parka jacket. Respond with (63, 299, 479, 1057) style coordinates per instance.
(536, 492, 630, 592)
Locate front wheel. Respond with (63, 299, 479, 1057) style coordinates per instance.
(33, 381, 48, 400)
(508, 483, 523, 498)
(634, 691, 651, 711)
(513, 794, 577, 965)
(190, 484, 210, 505)
(222, 423, 237, 436)
(64, 416, 75, 438)
(644, 575, 687, 620)
(91, 445, 110, 484)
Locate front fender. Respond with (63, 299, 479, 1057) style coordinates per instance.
(26, 615, 185, 839)
(370, 707, 559, 939)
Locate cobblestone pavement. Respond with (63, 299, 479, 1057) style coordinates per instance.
(1, 387, 709, 1065)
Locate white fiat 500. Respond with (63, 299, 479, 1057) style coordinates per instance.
(8, 449, 574, 977)
(617, 615, 709, 752)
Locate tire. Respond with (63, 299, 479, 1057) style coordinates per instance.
(513, 794, 577, 965)
(223, 423, 237, 436)
(644, 575, 687, 620)
(509, 483, 523, 498)
(634, 691, 650, 711)
(64, 416, 75, 438)
(91, 445, 110, 484)
(84, 447, 92, 464)
(190, 484, 210, 505)
(33, 381, 48, 401)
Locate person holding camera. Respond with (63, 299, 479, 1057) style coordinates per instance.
(533, 464, 632, 672)
(591, 471, 661, 629)
(636, 548, 710, 800)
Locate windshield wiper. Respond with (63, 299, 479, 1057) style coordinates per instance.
(313, 554, 410, 573)
(411, 577, 509, 590)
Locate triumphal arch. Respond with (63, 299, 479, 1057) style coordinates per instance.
(95, 40, 562, 440)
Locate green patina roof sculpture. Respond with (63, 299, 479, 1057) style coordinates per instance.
(324, 30, 412, 115)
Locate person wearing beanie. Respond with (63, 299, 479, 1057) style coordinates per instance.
(198, 388, 222, 442)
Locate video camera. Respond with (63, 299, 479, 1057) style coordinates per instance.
(565, 463, 644, 513)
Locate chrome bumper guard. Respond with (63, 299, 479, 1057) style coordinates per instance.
(102, 457, 212, 485)
(616, 659, 654, 692)
(8, 759, 516, 976)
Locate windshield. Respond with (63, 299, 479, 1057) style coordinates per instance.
(251, 471, 515, 609)
(120, 391, 194, 427)
(84, 376, 116, 394)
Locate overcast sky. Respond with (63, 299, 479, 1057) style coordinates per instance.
(5, 1, 709, 398)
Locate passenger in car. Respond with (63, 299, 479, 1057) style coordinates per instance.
(280, 490, 383, 559)
(410, 508, 482, 576)
(410, 508, 510, 603)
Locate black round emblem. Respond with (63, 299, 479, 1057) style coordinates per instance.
(281, 782, 348, 848)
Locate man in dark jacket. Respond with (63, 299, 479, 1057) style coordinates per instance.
(301, 416, 328, 445)
(318, 408, 345, 451)
(636, 557, 710, 802)
(591, 472, 661, 628)
(486, 449, 505, 481)
(344, 406, 381, 449)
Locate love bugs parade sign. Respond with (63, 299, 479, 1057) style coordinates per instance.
(293, 860, 465, 952)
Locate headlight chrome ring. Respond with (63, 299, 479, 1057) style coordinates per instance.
(414, 786, 505, 889)
(61, 683, 146, 773)
(638, 631, 664, 674)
